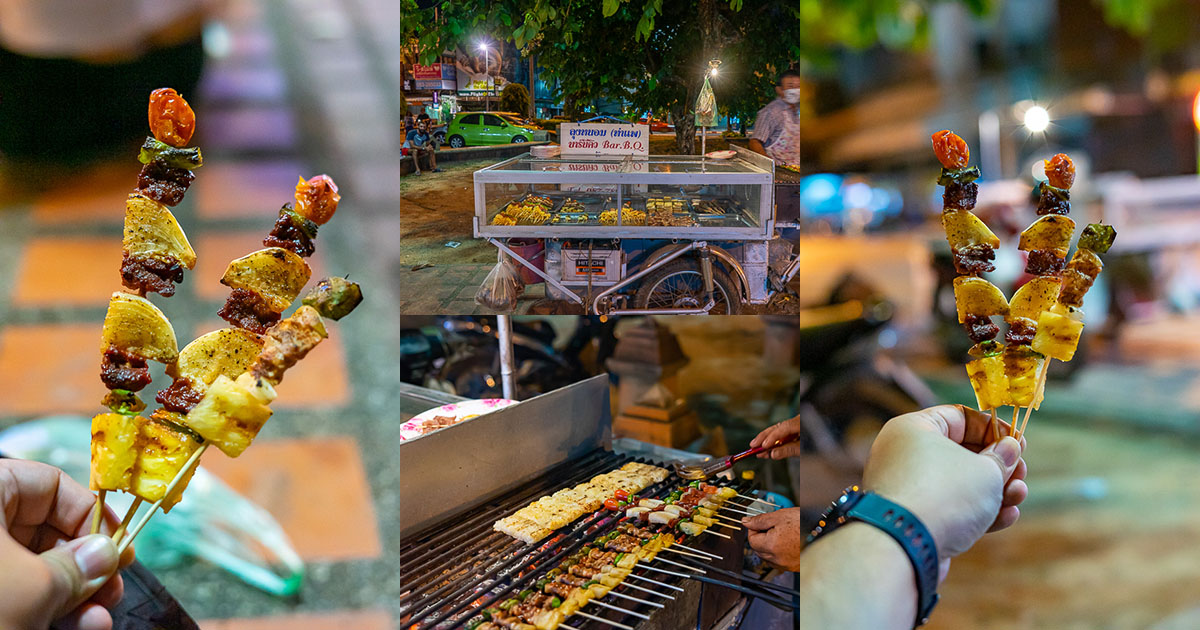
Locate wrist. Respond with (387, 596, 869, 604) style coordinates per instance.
(801, 522, 917, 630)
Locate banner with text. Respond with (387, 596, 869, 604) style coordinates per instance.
(560, 123, 649, 156)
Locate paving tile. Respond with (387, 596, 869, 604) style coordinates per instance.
(0, 324, 106, 415)
(200, 609, 393, 630)
(193, 232, 327, 302)
(13, 237, 121, 306)
(192, 160, 307, 220)
(31, 163, 135, 225)
(199, 436, 381, 562)
(201, 107, 297, 154)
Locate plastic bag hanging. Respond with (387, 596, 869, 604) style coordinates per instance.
(695, 75, 717, 128)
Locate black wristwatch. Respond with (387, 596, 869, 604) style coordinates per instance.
(806, 485, 940, 628)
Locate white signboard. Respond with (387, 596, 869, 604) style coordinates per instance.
(560, 123, 649, 156)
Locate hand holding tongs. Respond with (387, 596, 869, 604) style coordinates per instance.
(672, 434, 800, 480)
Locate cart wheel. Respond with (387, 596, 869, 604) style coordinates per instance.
(448, 135, 466, 148)
(633, 260, 740, 314)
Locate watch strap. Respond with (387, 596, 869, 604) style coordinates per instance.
(846, 492, 940, 627)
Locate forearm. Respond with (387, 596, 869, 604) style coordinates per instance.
(799, 522, 917, 630)
(748, 138, 767, 155)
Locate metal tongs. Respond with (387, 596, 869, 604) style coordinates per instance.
(672, 435, 800, 480)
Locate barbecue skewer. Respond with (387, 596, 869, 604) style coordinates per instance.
(90, 490, 106, 535)
(652, 556, 705, 573)
(638, 564, 797, 611)
(617, 579, 676, 599)
(671, 542, 721, 560)
(587, 599, 651, 620)
(117, 444, 207, 555)
(112, 497, 143, 544)
(606, 589, 666, 609)
(626, 573, 685, 592)
(662, 547, 711, 561)
(574, 611, 634, 630)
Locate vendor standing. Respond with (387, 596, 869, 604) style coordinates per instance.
(748, 69, 802, 165)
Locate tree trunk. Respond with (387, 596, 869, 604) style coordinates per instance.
(528, 55, 536, 118)
(672, 102, 695, 155)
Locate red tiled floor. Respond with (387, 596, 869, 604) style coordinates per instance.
(199, 609, 393, 630)
(30, 163, 135, 225)
(193, 320, 350, 408)
(199, 436, 381, 562)
(193, 232, 327, 302)
(13, 237, 121, 306)
(0, 324, 106, 415)
(192, 160, 307, 220)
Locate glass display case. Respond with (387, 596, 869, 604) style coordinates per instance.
(473, 146, 776, 240)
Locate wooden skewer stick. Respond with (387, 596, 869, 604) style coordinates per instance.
(605, 589, 666, 609)
(1011, 406, 1021, 442)
(653, 556, 706, 574)
(113, 497, 143, 544)
(989, 408, 999, 443)
(672, 542, 721, 560)
(90, 490, 106, 536)
(701, 528, 732, 540)
(663, 546, 711, 561)
(626, 572, 685, 592)
(588, 598, 651, 620)
(117, 444, 207, 556)
(1018, 360, 1052, 439)
(617, 579, 676, 599)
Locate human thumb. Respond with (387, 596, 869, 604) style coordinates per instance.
(38, 534, 119, 618)
(980, 436, 1022, 482)
(742, 510, 780, 531)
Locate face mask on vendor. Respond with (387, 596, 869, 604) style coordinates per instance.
(782, 89, 802, 104)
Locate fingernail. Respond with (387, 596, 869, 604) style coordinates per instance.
(73, 535, 118, 580)
(995, 437, 1021, 467)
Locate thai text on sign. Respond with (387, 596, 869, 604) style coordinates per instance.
(560, 123, 650, 156)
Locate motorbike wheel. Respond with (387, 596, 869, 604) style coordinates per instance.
(633, 260, 740, 314)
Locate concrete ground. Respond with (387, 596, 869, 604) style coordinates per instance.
(0, 0, 401, 627)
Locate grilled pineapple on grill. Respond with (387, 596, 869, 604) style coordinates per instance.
(131, 412, 201, 511)
(221, 247, 312, 312)
(185, 373, 275, 457)
(100, 292, 179, 363)
(123, 193, 197, 268)
(90, 412, 139, 492)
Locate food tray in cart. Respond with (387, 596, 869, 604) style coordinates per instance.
(472, 146, 777, 240)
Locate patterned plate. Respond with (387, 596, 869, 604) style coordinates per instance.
(399, 399, 518, 441)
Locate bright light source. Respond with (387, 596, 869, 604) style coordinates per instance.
(478, 42, 489, 52)
(1024, 105, 1050, 133)
(710, 68, 719, 77)
(1193, 90, 1200, 131)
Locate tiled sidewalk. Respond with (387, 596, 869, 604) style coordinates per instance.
(0, 0, 401, 627)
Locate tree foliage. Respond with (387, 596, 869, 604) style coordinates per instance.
(402, 0, 1199, 153)
(498, 83, 532, 116)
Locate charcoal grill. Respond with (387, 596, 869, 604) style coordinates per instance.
(398, 377, 798, 630)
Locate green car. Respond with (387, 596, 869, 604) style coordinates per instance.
(445, 112, 548, 148)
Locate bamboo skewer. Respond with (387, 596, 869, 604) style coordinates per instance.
(653, 556, 705, 574)
(700, 528, 731, 540)
(90, 490, 106, 535)
(989, 408, 999, 443)
(672, 542, 720, 560)
(588, 598, 650, 620)
(112, 497, 143, 544)
(1018, 360, 1052, 439)
(117, 444, 208, 555)
(605, 589, 665, 609)
(617, 579, 675, 599)
(626, 573, 685, 592)
(662, 547, 710, 561)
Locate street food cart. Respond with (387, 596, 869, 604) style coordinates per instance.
(472, 141, 799, 314)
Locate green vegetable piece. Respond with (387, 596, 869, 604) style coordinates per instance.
(102, 389, 145, 415)
(536, 578, 549, 590)
(280, 204, 319, 239)
(550, 596, 562, 608)
(482, 608, 497, 620)
(301, 276, 363, 321)
(689, 481, 701, 488)
(518, 589, 533, 601)
(499, 598, 518, 611)
(138, 137, 203, 170)
(1078, 223, 1117, 254)
(937, 165, 981, 186)
(968, 340, 1005, 358)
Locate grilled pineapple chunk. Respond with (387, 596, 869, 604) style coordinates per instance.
(131, 412, 201, 511)
(1008, 277, 1062, 321)
(966, 355, 1011, 410)
(185, 373, 276, 457)
(1005, 347, 1045, 407)
(1032, 308, 1085, 361)
(123, 193, 197, 268)
(1018, 215, 1076, 252)
(100, 292, 178, 363)
(90, 413, 139, 492)
(171, 328, 264, 395)
(942, 210, 1000, 250)
(221, 248, 312, 312)
(953, 276, 1010, 323)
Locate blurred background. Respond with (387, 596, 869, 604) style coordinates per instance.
(0, 0, 401, 628)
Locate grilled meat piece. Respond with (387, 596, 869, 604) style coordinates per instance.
(568, 564, 600, 578)
(1005, 317, 1037, 346)
(218, 288, 281, 334)
(954, 244, 996, 275)
(558, 574, 587, 587)
(137, 161, 194, 207)
(963, 314, 1000, 344)
(943, 181, 978, 211)
(249, 305, 327, 384)
(544, 581, 573, 598)
(154, 377, 204, 414)
(1024, 249, 1066, 276)
(100, 345, 152, 391)
(1037, 184, 1070, 216)
(604, 536, 640, 553)
(263, 206, 316, 258)
(120, 252, 184, 297)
